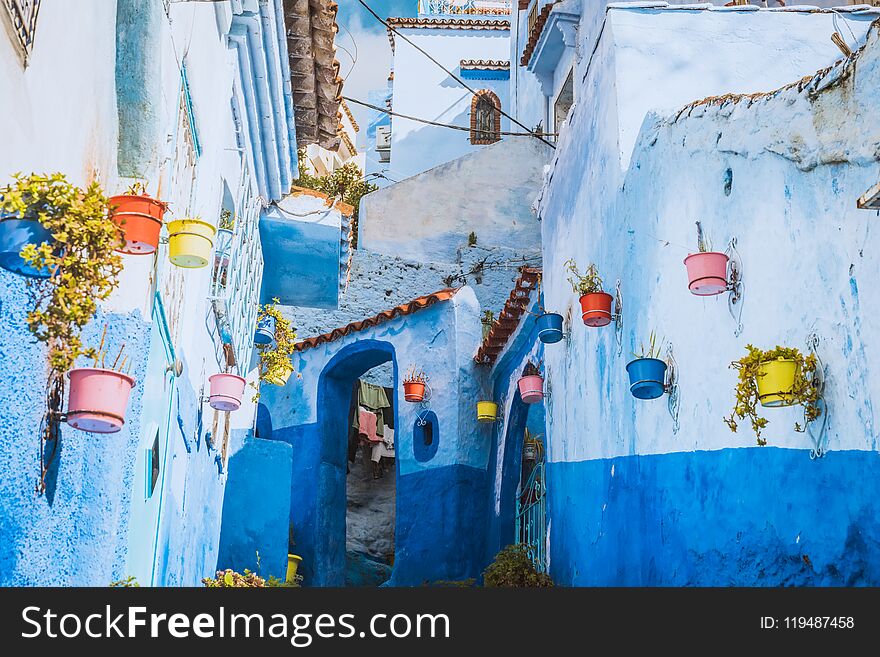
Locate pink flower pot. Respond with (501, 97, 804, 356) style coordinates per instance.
(684, 252, 729, 296)
(66, 368, 136, 434)
(518, 375, 544, 404)
(209, 373, 247, 412)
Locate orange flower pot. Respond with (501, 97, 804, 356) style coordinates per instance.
(109, 194, 166, 255)
(579, 292, 613, 327)
(403, 381, 426, 403)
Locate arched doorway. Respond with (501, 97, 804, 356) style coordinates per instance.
(312, 339, 398, 586)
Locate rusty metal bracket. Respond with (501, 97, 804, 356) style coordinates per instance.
(725, 237, 744, 337)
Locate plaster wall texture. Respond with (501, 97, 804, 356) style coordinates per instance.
(1, 1, 297, 585)
(532, 9, 880, 584)
(390, 25, 512, 179)
(360, 136, 550, 263)
(260, 288, 491, 585)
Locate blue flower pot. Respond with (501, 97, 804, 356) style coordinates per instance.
(254, 314, 277, 345)
(536, 312, 564, 344)
(626, 358, 668, 400)
(0, 217, 53, 278)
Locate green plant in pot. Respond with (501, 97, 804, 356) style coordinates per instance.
(725, 344, 822, 446)
(253, 298, 297, 397)
(565, 259, 614, 327)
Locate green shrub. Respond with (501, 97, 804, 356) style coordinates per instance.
(483, 545, 553, 587)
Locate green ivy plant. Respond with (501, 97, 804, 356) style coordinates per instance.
(483, 545, 553, 588)
(253, 298, 297, 397)
(0, 173, 123, 372)
(564, 259, 604, 296)
(725, 344, 821, 446)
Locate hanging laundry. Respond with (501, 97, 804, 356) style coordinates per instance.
(358, 407, 380, 443)
(352, 380, 391, 437)
(371, 425, 395, 463)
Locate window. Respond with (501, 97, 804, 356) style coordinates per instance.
(554, 68, 574, 136)
(2, 0, 40, 65)
(470, 90, 502, 145)
(413, 411, 439, 463)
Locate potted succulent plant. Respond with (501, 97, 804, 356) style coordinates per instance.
(67, 331, 136, 434)
(477, 400, 498, 423)
(725, 344, 822, 446)
(518, 361, 544, 404)
(167, 216, 217, 269)
(684, 221, 729, 296)
(254, 299, 296, 391)
(403, 366, 428, 402)
(208, 371, 247, 412)
(565, 259, 613, 327)
(108, 181, 167, 255)
(626, 332, 668, 400)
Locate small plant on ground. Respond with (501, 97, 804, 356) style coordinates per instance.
(725, 344, 821, 446)
(252, 298, 297, 399)
(467, 231, 477, 247)
(109, 576, 139, 587)
(203, 569, 266, 588)
(565, 259, 604, 296)
(633, 331, 665, 360)
(483, 545, 553, 587)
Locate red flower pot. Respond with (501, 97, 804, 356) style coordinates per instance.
(579, 292, 613, 327)
(109, 194, 167, 255)
(66, 367, 136, 434)
(403, 381, 426, 402)
(517, 375, 544, 404)
(684, 252, 729, 296)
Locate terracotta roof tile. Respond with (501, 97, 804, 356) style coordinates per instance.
(295, 288, 461, 352)
(520, 1, 556, 68)
(475, 267, 541, 365)
(288, 185, 355, 216)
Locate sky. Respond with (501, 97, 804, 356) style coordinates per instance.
(336, 1, 417, 144)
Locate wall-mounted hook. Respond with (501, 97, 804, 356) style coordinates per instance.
(725, 237, 745, 337)
(166, 359, 184, 377)
(805, 331, 829, 459)
(664, 344, 681, 434)
(613, 279, 624, 357)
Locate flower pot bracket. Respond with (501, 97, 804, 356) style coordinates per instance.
(613, 280, 624, 356)
(725, 237, 745, 337)
(665, 344, 681, 434)
(805, 331, 829, 460)
(412, 384, 434, 418)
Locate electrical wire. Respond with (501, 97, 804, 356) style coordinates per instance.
(354, 0, 556, 149)
(343, 96, 557, 138)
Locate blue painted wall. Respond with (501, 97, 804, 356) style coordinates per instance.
(217, 436, 293, 581)
(547, 448, 880, 586)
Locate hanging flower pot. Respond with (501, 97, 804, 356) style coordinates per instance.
(286, 554, 303, 584)
(109, 193, 166, 255)
(0, 215, 53, 278)
(756, 358, 798, 408)
(579, 292, 613, 327)
(518, 375, 544, 404)
(66, 367, 136, 433)
(626, 358, 668, 400)
(684, 252, 729, 296)
(254, 314, 277, 346)
(167, 218, 216, 268)
(264, 367, 293, 387)
(536, 312, 564, 344)
(477, 401, 498, 423)
(403, 380, 427, 402)
(208, 373, 247, 412)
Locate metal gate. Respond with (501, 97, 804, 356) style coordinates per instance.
(515, 459, 547, 573)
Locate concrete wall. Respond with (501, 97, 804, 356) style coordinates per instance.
(259, 288, 492, 585)
(390, 23, 511, 179)
(533, 7, 880, 585)
(361, 136, 550, 263)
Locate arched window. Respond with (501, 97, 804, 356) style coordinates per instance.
(470, 90, 501, 145)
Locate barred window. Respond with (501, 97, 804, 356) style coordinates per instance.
(2, 0, 41, 65)
(470, 90, 501, 145)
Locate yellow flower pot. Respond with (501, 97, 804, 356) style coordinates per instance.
(167, 218, 216, 268)
(286, 554, 302, 584)
(477, 401, 498, 423)
(756, 358, 798, 407)
(265, 368, 293, 387)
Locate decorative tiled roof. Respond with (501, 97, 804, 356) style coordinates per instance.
(294, 288, 461, 352)
(475, 267, 541, 365)
(340, 98, 359, 133)
(284, 0, 343, 151)
(387, 17, 510, 50)
(520, 1, 557, 67)
(460, 59, 511, 70)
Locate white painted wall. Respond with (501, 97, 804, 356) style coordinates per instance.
(390, 24, 511, 179)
